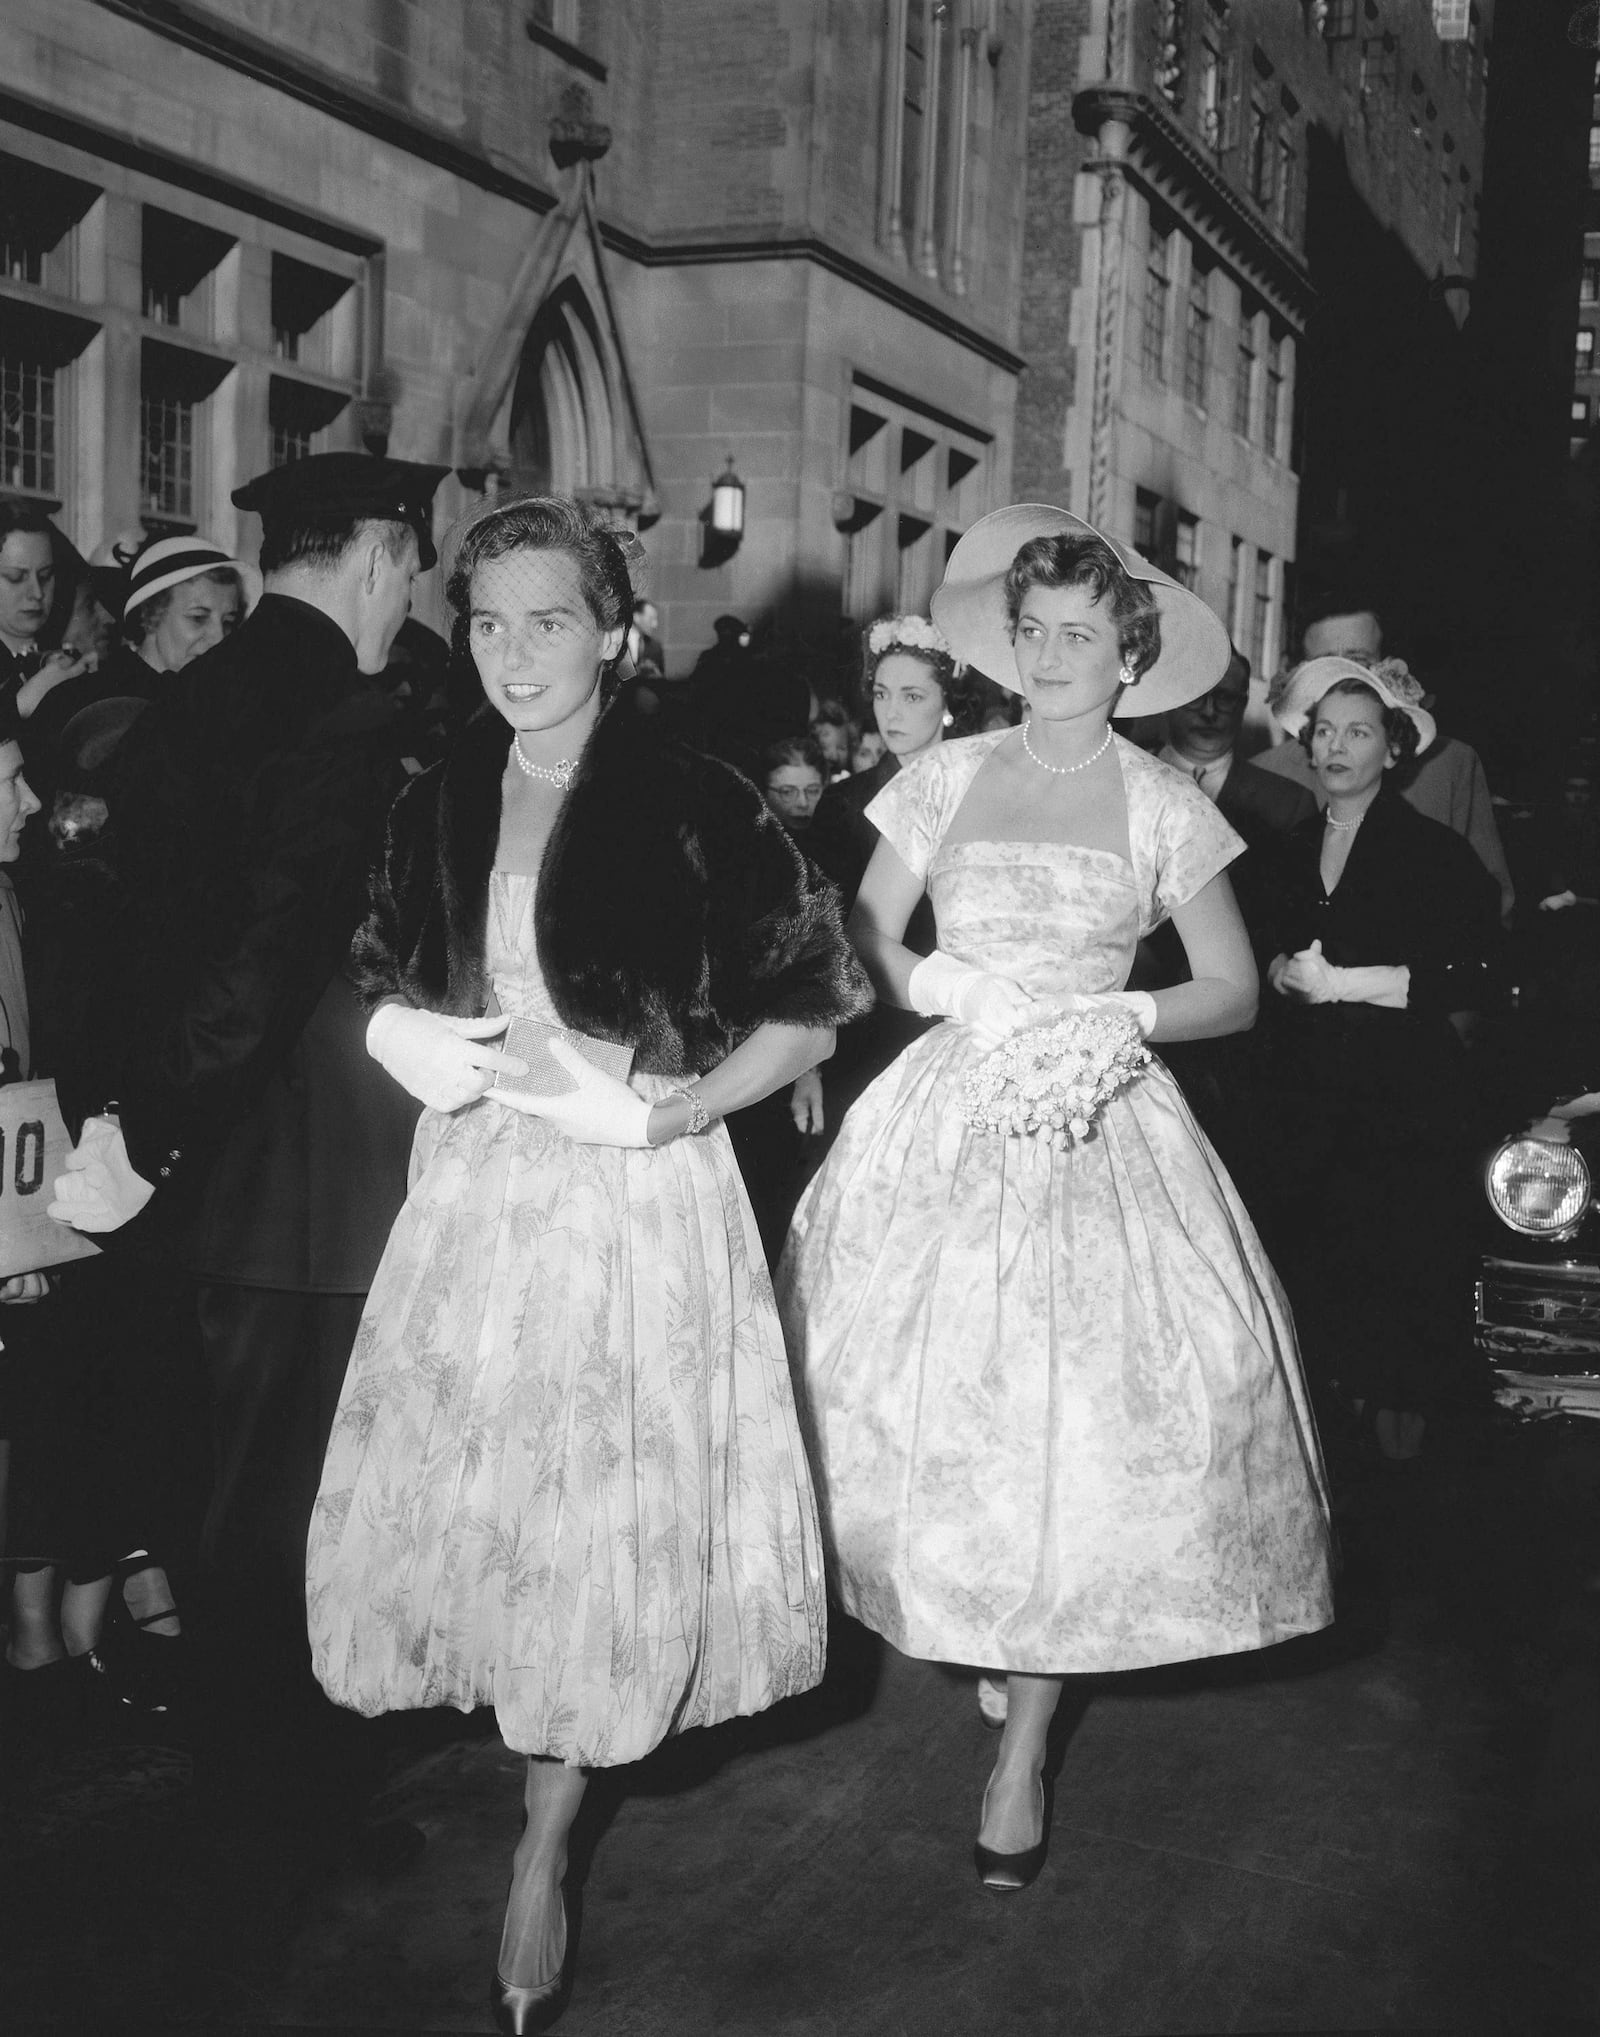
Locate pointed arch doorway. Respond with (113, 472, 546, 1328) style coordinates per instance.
(508, 277, 643, 525)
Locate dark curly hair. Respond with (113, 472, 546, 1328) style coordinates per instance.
(1302, 676, 1421, 784)
(858, 620, 979, 733)
(1003, 533, 1161, 679)
(443, 496, 633, 671)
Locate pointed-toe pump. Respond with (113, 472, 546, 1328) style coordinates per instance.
(973, 1775, 1049, 1894)
(491, 1886, 573, 2034)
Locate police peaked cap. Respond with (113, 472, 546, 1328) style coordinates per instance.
(232, 454, 449, 570)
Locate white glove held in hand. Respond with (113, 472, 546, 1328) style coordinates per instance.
(48, 1117, 155, 1234)
(1272, 940, 1409, 1010)
(907, 949, 1044, 1053)
(492, 1037, 654, 1147)
(1058, 989, 1159, 1037)
(367, 1004, 521, 1111)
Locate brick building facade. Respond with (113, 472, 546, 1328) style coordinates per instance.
(1014, 0, 1489, 729)
(1, 0, 1031, 675)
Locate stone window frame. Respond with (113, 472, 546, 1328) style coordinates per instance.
(837, 372, 989, 622)
(0, 114, 378, 550)
(0, 151, 99, 509)
(1262, 328, 1291, 463)
(1232, 300, 1260, 442)
(1142, 210, 1175, 385)
(1250, 545, 1277, 674)
(1183, 250, 1212, 409)
(876, 0, 997, 298)
(1173, 509, 1200, 590)
(1134, 487, 1160, 557)
(1196, 2, 1236, 160)
(1, 345, 60, 499)
(1226, 533, 1245, 642)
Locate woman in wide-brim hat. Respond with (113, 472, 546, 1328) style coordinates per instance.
(778, 504, 1333, 1894)
(1258, 655, 1498, 1464)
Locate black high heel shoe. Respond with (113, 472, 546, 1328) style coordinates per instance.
(973, 1774, 1049, 1894)
(491, 1883, 574, 2034)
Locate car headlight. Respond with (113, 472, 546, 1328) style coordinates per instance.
(1485, 1137, 1592, 1236)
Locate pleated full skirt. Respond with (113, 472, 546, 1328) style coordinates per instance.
(307, 1091, 826, 1767)
(777, 1028, 1334, 1676)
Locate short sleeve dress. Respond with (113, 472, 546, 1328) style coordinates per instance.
(776, 731, 1333, 1675)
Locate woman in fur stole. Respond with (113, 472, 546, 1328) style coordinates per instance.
(306, 496, 870, 2033)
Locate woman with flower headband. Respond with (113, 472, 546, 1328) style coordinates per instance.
(305, 494, 870, 2031)
(805, 613, 975, 1143)
(779, 506, 1333, 1896)
(1259, 656, 1498, 1464)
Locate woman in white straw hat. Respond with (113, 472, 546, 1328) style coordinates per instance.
(778, 505, 1333, 1895)
(118, 533, 258, 679)
(1258, 655, 1498, 1464)
(23, 534, 259, 779)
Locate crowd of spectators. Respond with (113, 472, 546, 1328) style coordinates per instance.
(0, 472, 1587, 1807)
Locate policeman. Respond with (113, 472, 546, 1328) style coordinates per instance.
(48, 452, 446, 1845)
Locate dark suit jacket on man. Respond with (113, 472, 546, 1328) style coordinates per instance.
(1215, 754, 1317, 848)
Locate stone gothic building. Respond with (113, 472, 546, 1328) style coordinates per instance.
(0, 0, 1032, 675)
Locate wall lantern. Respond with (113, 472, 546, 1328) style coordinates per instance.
(710, 455, 745, 537)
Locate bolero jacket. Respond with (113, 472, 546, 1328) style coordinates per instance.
(353, 700, 874, 1079)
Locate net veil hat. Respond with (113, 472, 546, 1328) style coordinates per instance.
(1272, 654, 1437, 757)
(929, 503, 1232, 717)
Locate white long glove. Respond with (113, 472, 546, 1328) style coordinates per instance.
(367, 1004, 523, 1111)
(1270, 940, 1409, 1010)
(48, 1116, 155, 1234)
(492, 1037, 654, 1147)
(1055, 989, 1159, 1037)
(907, 950, 1045, 1053)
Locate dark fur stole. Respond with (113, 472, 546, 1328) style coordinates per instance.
(353, 703, 873, 1077)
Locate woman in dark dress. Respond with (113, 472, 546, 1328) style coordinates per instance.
(805, 615, 976, 1142)
(0, 503, 93, 726)
(1262, 657, 1499, 1461)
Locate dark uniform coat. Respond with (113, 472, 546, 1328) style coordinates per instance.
(49, 592, 417, 1290)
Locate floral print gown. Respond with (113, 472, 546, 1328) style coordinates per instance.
(777, 732, 1334, 1675)
(307, 873, 827, 1766)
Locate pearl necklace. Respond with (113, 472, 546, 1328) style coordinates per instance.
(1323, 810, 1363, 832)
(512, 739, 577, 789)
(1021, 723, 1113, 778)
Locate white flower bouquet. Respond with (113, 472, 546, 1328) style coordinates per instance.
(957, 1008, 1150, 1149)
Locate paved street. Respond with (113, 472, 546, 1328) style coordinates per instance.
(4, 1408, 1598, 2036)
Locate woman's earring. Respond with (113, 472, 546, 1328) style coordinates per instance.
(1119, 665, 1137, 688)
(942, 709, 955, 727)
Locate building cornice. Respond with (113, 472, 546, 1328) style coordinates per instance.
(91, 0, 1026, 376)
(0, 88, 382, 256)
(93, 0, 563, 220)
(1074, 84, 1315, 325)
(598, 223, 1026, 373)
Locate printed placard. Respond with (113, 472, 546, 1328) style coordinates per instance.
(0, 1080, 101, 1277)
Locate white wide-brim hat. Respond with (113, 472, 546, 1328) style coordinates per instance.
(123, 535, 262, 621)
(929, 503, 1231, 718)
(1271, 655, 1436, 757)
